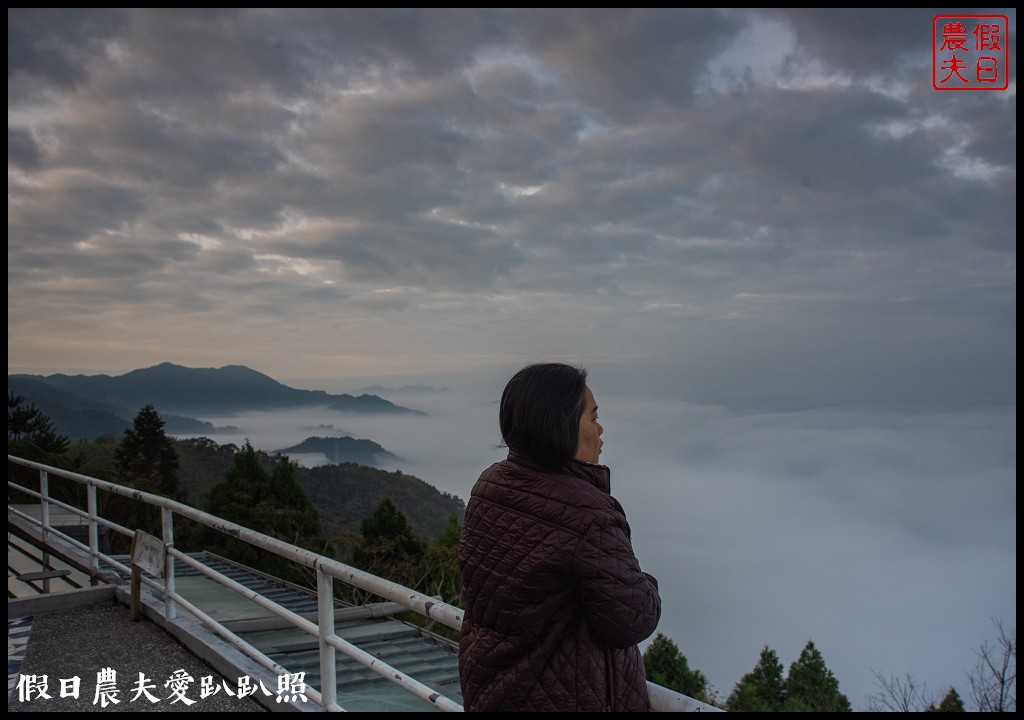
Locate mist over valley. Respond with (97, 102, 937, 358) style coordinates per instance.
(168, 373, 1015, 710)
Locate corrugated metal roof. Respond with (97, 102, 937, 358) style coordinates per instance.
(166, 551, 462, 712)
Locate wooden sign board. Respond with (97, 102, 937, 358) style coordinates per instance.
(131, 530, 166, 579)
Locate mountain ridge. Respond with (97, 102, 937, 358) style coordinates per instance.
(274, 436, 400, 467)
(8, 362, 426, 443)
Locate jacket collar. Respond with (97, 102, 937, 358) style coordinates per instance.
(568, 459, 611, 495)
(506, 451, 612, 495)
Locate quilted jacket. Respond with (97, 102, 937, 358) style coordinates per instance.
(458, 453, 662, 712)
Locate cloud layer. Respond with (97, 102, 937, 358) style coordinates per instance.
(9, 9, 1015, 412)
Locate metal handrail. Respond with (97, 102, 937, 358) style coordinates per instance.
(7, 454, 720, 713)
(7, 454, 464, 712)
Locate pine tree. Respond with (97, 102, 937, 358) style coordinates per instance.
(8, 392, 73, 504)
(352, 497, 425, 588)
(783, 640, 852, 712)
(201, 442, 328, 586)
(643, 632, 711, 703)
(932, 687, 966, 712)
(114, 404, 180, 498)
(8, 391, 69, 454)
(726, 646, 786, 711)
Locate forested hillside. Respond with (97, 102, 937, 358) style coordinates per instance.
(174, 437, 463, 540)
(300, 462, 463, 539)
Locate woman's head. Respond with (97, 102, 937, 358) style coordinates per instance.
(499, 362, 594, 469)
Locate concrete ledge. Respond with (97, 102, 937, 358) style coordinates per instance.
(8, 584, 118, 619)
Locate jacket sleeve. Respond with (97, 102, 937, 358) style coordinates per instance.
(574, 509, 662, 648)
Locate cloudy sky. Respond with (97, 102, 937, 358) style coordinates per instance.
(8, 8, 1016, 710)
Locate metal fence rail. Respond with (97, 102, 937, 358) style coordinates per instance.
(7, 454, 721, 713)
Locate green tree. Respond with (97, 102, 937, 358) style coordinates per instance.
(726, 646, 786, 712)
(783, 640, 852, 712)
(200, 442, 329, 586)
(644, 632, 711, 703)
(114, 405, 180, 498)
(931, 687, 966, 712)
(8, 391, 69, 454)
(172, 437, 240, 507)
(8, 393, 76, 506)
(351, 498, 425, 590)
(402, 512, 464, 642)
(418, 513, 462, 605)
(261, 455, 327, 546)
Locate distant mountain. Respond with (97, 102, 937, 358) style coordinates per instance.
(7, 377, 133, 442)
(9, 362, 425, 441)
(357, 384, 451, 395)
(10, 362, 424, 414)
(274, 436, 399, 467)
(327, 394, 426, 414)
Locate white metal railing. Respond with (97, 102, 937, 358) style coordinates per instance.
(7, 454, 721, 713)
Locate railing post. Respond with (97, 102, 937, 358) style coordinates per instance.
(39, 469, 52, 593)
(87, 484, 100, 580)
(317, 565, 338, 711)
(162, 507, 177, 621)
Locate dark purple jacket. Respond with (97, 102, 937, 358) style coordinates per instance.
(458, 453, 661, 712)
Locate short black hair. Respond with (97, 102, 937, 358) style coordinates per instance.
(499, 362, 588, 470)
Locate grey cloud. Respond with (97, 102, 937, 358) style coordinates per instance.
(8, 126, 41, 171)
(96, 9, 510, 106)
(8, 8, 127, 101)
(8, 8, 1015, 406)
(958, 107, 1018, 169)
(515, 8, 744, 120)
(8, 177, 147, 250)
(264, 216, 520, 291)
(617, 292, 1016, 412)
(31, 234, 198, 285)
(762, 8, 936, 76)
(89, 10, 320, 104)
(313, 88, 470, 177)
(55, 102, 285, 191)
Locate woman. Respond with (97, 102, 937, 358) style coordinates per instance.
(458, 363, 662, 712)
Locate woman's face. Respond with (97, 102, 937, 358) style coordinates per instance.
(575, 385, 604, 464)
